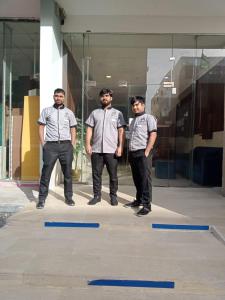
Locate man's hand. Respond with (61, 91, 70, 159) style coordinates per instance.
(115, 146, 123, 157)
(85, 126, 93, 156)
(39, 125, 45, 146)
(144, 149, 151, 157)
(86, 144, 92, 155)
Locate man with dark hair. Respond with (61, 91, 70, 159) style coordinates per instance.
(36, 88, 77, 209)
(85, 88, 126, 206)
(125, 96, 157, 216)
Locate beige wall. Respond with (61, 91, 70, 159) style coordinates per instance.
(193, 132, 223, 148)
(175, 132, 223, 154)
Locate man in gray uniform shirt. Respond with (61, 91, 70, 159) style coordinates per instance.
(85, 88, 126, 206)
(125, 96, 157, 216)
(36, 88, 77, 209)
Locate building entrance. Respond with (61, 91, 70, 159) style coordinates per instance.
(63, 33, 224, 187)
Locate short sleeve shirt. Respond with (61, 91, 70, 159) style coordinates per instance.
(38, 105, 77, 141)
(129, 113, 157, 151)
(85, 107, 126, 153)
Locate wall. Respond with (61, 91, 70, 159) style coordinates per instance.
(21, 96, 40, 180)
(40, 0, 63, 188)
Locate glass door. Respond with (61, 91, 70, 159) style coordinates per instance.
(147, 36, 196, 187)
(81, 33, 195, 187)
(0, 23, 12, 179)
(63, 33, 224, 188)
(0, 21, 40, 181)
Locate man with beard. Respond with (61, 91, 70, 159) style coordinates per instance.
(85, 88, 126, 206)
(36, 88, 77, 209)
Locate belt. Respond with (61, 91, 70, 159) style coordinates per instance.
(47, 140, 71, 144)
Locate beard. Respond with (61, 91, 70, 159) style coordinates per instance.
(54, 102, 64, 108)
(101, 100, 111, 108)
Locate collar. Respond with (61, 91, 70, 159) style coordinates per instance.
(101, 105, 112, 110)
(53, 103, 65, 109)
(134, 111, 145, 117)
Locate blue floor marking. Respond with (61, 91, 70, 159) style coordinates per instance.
(44, 222, 100, 228)
(152, 224, 209, 230)
(88, 279, 175, 288)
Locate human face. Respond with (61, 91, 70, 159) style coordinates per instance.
(131, 100, 145, 114)
(53, 92, 65, 106)
(100, 93, 112, 107)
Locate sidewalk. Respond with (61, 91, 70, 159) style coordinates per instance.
(0, 183, 225, 299)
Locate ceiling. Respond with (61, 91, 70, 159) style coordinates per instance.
(57, 0, 225, 34)
(64, 32, 225, 109)
(57, 0, 225, 17)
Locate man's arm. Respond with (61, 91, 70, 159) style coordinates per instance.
(145, 131, 157, 157)
(85, 126, 93, 155)
(70, 127, 76, 146)
(116, 127, 125, 157)
(39, 125, 45, 146)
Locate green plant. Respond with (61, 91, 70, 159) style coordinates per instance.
(73, 118, 86, 171)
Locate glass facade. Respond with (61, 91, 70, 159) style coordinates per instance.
(0, 21, 40, 180)
(1, 27, 223, 186)
(63, 33, 224, 187)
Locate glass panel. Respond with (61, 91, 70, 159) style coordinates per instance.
(0, 21, 40, 180)
(63, 33, 85, 182)
(0, 23, 12, 179)
(192, 36, 224, 187)
(0, 23, 3, 176)
(63, 33, 224, 188)
(81, 33, 193, 187)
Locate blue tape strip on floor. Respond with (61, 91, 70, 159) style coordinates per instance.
(44, 222, 100, 228)
(88, 279, 175, 289)
(152, 224, 209, 230)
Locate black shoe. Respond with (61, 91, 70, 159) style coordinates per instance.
(136, 207, 151, 216)
(88, 196, 101, 205)
(110, 196, 118, 206)
(65, 199, 75, 206)
(36, 201, 45, 209)
(124, 199, 141, 208)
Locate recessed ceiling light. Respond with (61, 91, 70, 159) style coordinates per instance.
(118, 80, 127, 87)
(106, 75, 111, 78)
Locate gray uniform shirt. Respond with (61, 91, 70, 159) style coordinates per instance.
(85, 107, 126, 153)
(38, 105, 77, 141)
(129, 113, 157, 151)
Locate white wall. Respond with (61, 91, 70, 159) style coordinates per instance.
(40, 0, 63, 188)
(40, 0, 62, 106)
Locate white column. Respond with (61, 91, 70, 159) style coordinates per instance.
(40, 0, 63, 189)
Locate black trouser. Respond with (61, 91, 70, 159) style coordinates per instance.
(128, 149, 152, 208)
(91, 153, 118, 198)
(38, 141, 73, 202)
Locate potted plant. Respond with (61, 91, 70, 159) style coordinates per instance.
(72, 118, 86, 182)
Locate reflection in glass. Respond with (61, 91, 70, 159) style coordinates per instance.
(63, 33, 224, 188)
(0, 21, 40, 180)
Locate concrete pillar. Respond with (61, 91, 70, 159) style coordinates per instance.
(40, 0, 63, 189)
